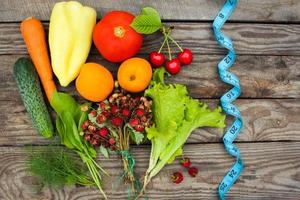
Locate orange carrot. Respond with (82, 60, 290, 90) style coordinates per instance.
(20, 17, 56, 102)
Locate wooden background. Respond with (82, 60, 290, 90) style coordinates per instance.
(1, 0, 300, 199)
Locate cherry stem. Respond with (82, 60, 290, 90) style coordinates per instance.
(167, 34, 183, 52)
(163, 31, 172, 60)
(158, 36, 167, 53)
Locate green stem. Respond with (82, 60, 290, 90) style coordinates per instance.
(158, 34, 168, 53)
(87, 161, 107, 199)
(167, 34, 183, 52)
(164, 32, 172, 60)
(90, 156, 109, 176)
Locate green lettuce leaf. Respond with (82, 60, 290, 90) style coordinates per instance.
(144, 68, 226, 179)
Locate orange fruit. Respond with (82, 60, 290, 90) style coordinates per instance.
(76, 63, 114, 102)
(117, 57, 152, 92)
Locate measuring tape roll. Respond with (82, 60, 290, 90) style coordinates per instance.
(212, 1, 244, 199)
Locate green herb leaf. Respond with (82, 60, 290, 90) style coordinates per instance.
(26, 146, 94, 188)
(127, 124, 145, 145)
(130, 7, 162, 34)
(50, 91, 79, 117)
(99, 145, 109, 158)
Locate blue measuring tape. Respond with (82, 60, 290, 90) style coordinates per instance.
(212, 0, 244, 199)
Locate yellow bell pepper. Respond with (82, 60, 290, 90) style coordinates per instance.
(49, 1, 96, 87)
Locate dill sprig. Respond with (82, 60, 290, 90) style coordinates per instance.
(26, 146, 94, 188)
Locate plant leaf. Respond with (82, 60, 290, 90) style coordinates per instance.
(127, 124, 145, 145)
(99, 145, 109, 158)
(131, 7, 162, 34)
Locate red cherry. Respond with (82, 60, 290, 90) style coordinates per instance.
(178, 49, 193, 65)
(165, 58, 181, 75)
(149, 51, 165, 68)
(99, 127, 109, 137)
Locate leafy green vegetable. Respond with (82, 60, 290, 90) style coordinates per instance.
(141, 68, 225, 190)
(99, 145, 109, 158)
(50, 91, 107, 199)
(127, 124, 145, 145)
(26, 146, 94, 188)
(130, 7, 162, 34)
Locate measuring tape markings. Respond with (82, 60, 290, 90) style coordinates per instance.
(212, 0, 244, 199)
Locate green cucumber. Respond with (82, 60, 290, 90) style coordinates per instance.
(13, 57, 53, 138)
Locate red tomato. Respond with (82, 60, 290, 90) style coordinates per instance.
(93, 11, 143, 62)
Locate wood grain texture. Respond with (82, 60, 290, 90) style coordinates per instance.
(1, 54, 300, 99)
(0, 143, 299, 199)
(1, 23, 300, 56)
(1, 0, 300, 22)
(1, 90, 300, 146)
(1, 53, 300, 145)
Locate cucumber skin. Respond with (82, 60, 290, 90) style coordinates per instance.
(13, 57, 53, 138)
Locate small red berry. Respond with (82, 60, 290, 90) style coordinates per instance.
(129, 118, 139, 127)
(111, 117, 123, 126)
(178, 49, 193, 65)
(91, 139, 99, 146)
(89, 110, 97, 117)
(188, 167, 198, 177)
(101, 110, 110, 118)
(84, 134, 91, 141)
(135, 125, 145, 132)
(134, 97, 141, 102)
(141, 116, 147, 122)
(180, 157, 191, 168)
(135, 108, 145, 117)
(99, 127, 109, 137)
(149, 51, 165, 68)
(122, 108, 131, 117)
(166, 58, 181, 75)
(81, 120, 89, 130)
(96, 114, 107, 124)
(109, 138, 116, 145)
(88, 125, 96, 133)
(110, 105, 118, 114)
(99, 102, 107, 109)
(171, 172, 184, 184)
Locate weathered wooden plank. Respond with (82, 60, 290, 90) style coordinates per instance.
(0, 143, 299, 199)
(1, 54, 300, 99)
(1, 23, 300, 56)
(1, 0, 300, 22)
(1, 93, 299, 146)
